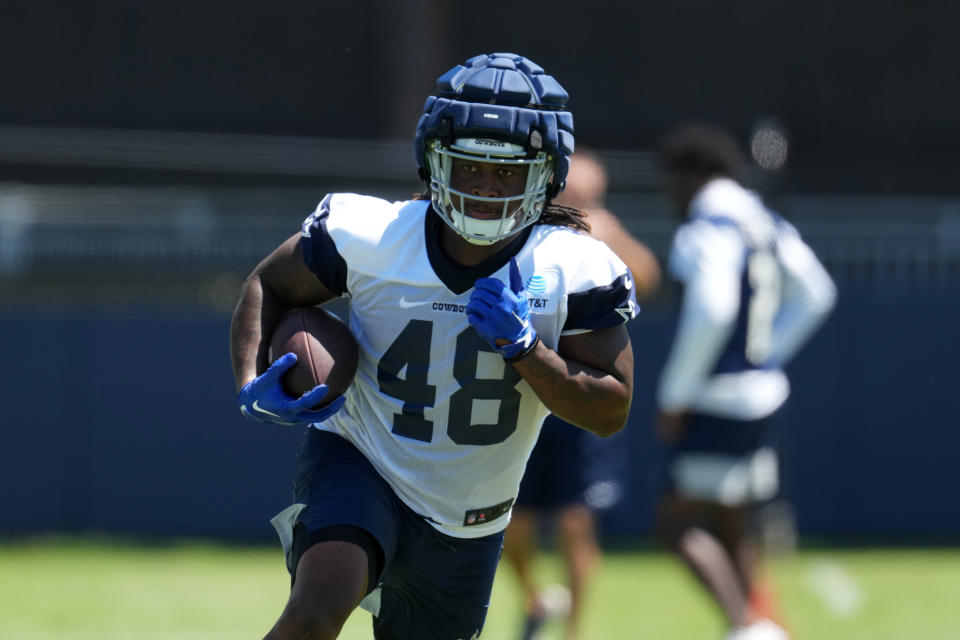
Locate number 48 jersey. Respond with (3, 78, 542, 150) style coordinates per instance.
(299, 193, 638, 538)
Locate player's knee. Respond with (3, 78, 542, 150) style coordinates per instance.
(274, 592, 350, 640)
(273, 611, 340, 640)
(676, 526, 715, 555)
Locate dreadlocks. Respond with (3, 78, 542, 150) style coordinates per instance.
(539, 201, 591, 233)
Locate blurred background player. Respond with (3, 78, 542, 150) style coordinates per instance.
(502, 149, 661, 640)
(653, 122, 836, 640)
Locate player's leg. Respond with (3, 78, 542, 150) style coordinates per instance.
(266, 429, 397, 640)
(502, 506, 542, 616)
(724, 506, 789, 632)
(505, 418, 562, 639)
(714, 504, 757, 595)
(749, 563, 785, 625)
(657, 495, 752, 628)
(659, 413, 786, 630)
(555, 503, 599, 640)
(712, 502, 793, 639)
(264, 536, 370, 639)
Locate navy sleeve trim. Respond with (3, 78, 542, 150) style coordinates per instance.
(564, 273, 636, 331)
(299, 195, 349, 296)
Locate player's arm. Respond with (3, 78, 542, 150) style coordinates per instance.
(656, 258, 740, 412)
(467, 258, 634, 437)
(230, 233, 336, 393)
(763, 231, 837, 368)
(655, 223, 742, 441)
(514, 324, 634, 437)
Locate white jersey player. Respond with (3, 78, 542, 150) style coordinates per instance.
(230, 53, 637, 640)
(300, 191, 635, 539)
(658, 176, 837, 429)
(654, 121, 836, 640)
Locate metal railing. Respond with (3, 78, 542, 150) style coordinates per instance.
(1, 128, 958, 306)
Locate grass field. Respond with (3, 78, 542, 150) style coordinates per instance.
(1, 537, 958, 639)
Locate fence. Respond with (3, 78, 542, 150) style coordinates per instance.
(1, 131, 958, 541)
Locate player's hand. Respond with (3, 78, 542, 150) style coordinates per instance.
(467, 257, 539, 361)
(238, 353, 346, 426)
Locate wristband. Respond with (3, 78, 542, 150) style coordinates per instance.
(504, 334, 540, 363)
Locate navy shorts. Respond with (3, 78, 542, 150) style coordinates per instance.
(515, 415, 625, 512)
(273, 428, 504, 640)
(670, 412, 779, 457)
(659, 412, 782, 506)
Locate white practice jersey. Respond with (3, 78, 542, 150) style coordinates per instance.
(299, 194, 639, 538)
(658, 178, 837, 420)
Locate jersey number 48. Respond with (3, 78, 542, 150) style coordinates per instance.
(377, 319, 522, 446)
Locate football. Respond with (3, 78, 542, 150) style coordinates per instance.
(269, 307, 359, 408)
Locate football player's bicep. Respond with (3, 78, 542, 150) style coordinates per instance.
(257, 234, 336, 307)
(558, 324, 634, 386)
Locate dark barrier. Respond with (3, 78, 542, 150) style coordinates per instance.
(1, 286, 958, 540)
(0, 308, 300, 539)
(605, 287, 960, 541)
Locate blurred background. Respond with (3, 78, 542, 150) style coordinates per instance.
(1, 1, 958, 637)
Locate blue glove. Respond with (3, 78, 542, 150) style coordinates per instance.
(466, 257, 540, 361)
(238, 352, 346, 425)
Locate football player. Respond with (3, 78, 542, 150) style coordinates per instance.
(230, 53, 639, 640)
(654, 122, 837, 640)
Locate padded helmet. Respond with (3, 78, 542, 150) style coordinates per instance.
(414, 53, 575, 245)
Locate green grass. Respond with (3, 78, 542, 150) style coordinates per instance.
(1, 537, 958, 639)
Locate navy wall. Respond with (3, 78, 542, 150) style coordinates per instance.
(0, 307, 301, 540)
(2, 286, 958, 541)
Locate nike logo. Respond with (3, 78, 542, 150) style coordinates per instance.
(398, 296, 430, 309)
(251, 400, 282, 417)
